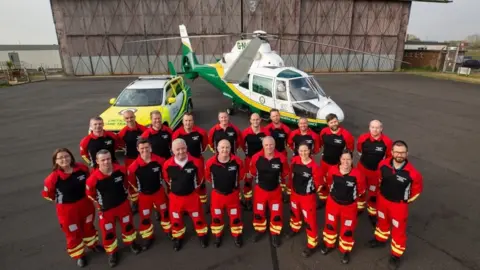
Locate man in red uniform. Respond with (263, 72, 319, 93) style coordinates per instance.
(320, 150, 366, 264)
(42, 148, 103, 267)
(163, 138, 209, 251)
(80, 116, 121, 168)
(250, 136, 289, 248)
(205, 139, 245, 248)
(265, 108, 291, 159)
(284, 142, 322, 257)
(317, 113, 355, 207)
(356, 119, 393, 225)
(208, 111, 243, 155)
(241, 113, 269, 210)
(288, 117, 320, 157)
(141, 110, 173, 160)
(86, 150, 142, 267)
(172, 112, 209, 206)
(127, 138, 171, 250)
(117, 110, 147, 213)
(368, 140, 423, 269)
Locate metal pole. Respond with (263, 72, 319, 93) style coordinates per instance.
(452, 43, 460, 73)
(442, 46, 449, 72)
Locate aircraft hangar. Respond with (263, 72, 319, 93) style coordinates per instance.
(50, 0, 450, 76)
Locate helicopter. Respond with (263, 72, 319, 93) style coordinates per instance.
(126, 24, 409, 130)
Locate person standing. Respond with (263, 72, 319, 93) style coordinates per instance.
(265, 109, 291, 159)
(42, 148, 103, 268)
(356, 120, 393, 225)
(127, 138, 171, 250)
(141, 110, 173, 160)
(317, 113, 355, 206)
(320, 150, 366, 264)
(205, 139, 245, 248)
(208, 111, 243, 155)
(163, 138, 209, 251)
(288, 117, 319, 157)
(117, 110, 147, 213)
(86, 150, 142, 267)
(368, 140, 423, 269)
(250, 136, 289, 247)
(284, 143, 322, 258)
(241, 113, 269, 209)
(172, 112, 209, 205)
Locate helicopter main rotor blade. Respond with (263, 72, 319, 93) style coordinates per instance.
(268, 35, 410, 65)
(124, 34, 234, 44)
(222, 37, 263, 83)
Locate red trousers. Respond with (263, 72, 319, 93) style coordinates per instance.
(138, 188, 171, 239)
(243, 157, 253, 201)
(357, 162, 378, 215)
(318, 159, 335, 201)
(210, 189, 243, 237)
(289, 192, 318, 248)
(375, 194, 408, 257)
(323, 197, 358, 254)
(253, 185, 283, 235)
(99, 200, 137, 254)
(57, 197, 98, 259)
(169, 192, 208, 239)
(124, 157, 138, 203)
(196, 157, 208, 204)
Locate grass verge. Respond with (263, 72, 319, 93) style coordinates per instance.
(404, 71, 480, 84)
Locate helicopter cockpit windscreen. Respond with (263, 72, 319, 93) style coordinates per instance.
(306, 76, 327, 97)
(288, 77, 322, 102)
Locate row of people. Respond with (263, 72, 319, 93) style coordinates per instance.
(44, 133, 422, 270)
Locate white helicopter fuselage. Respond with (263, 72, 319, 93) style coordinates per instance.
(219, 37, 345, 123)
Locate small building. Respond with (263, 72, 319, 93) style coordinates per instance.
(402, 41, 466, 71)
(0, 44, 62, 70)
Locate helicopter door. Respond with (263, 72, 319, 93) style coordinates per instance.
(250, 75, 275, 111)
(273, 79, 290, 112)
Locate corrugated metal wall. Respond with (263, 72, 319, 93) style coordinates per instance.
(50, 0, 411, 76)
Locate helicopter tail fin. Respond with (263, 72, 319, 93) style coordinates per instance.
(179, 24, 199, 79)
(168, 61, 177, 76)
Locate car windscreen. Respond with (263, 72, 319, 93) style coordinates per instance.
(288, 77, 320, 102)
(114, 88, 164, 106)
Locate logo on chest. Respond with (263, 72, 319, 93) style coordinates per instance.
(114, 176, 123, 183)
(105, 140, 112, 145)
(77, 175, 86, 181)
(302, 172, 311, 178)
(396, 175, 407, 182)
(152, 167, 160, 172)
(184, 168, 194, 174)
(192, 136, 199, 141)
(228, 166, 237, 171)
(227, 132, 235, 137)
(334, 139, 343, 144)
(346, 181, 355, 187)
(162, 134, 169, 139)
(305, 140, 313, 144)
(278, 133, 285, 138)
(375, 146, 384, 152)
(271, 164, 280, 169)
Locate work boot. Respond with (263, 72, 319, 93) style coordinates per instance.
(76, 256, 86, 268)
(129, 242, 141, 255)
(368, 238, 386, 248)
(368, 215, 377, 228)
(166, 232, 173, 241)
(214, 236, 222, 248)
(173, 238, 183, 251)
(142, 238, 154, 251)
(252, 232, 265, 243)
(302, 247, 315, 258)
(388, 255, 401, 270)
(341, 252, 350, 264)
(284, 229, 298, 239)
(199, 235, 209, 248)
(271, 235, 281, 248)
(89, 244, 105, 253)
(320, 243, 333, 255)
(234, 234, 243, 248)
(108, 252, 118, 268)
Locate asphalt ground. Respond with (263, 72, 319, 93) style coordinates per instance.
(0, 73, 479, 270)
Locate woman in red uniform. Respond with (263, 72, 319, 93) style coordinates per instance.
(284, 142, 322, 257)
(42, 148, 104, 267)
(320, 149, 366, 264)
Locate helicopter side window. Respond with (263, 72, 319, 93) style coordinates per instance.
(275, 81, 288, 101)
(239, 74, 250, 89)
(252, 75, 273, 97)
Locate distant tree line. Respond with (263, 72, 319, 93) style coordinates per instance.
(406, 33, 480, 49)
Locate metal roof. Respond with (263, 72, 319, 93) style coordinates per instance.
(0, 44, 59, 51)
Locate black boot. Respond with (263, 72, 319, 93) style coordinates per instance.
(173, 238, 183, 251)
(129, 242, 141, 255)
(214, 236, 222, 248)
(89, 244, 105, 253)
(388, 255, 401, 270)
(252, 231, 265, 243)
(142, 238, 154, 251)
(76, 256, 86, 268)
(271, 235, 281, 248)
(302, 247, 315, 258)
(341, 252, 350, 264)
(200, 235, 209, 248)
(108, 252, 118, 268)
(368, 238, 386, 248)
(234, 234, 243, 248)
(284, 229, 298, 239)
(320, 243, 333, 255)
(166, 232, 173, 241)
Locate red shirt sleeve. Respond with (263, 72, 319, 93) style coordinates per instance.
(172, 128, 180, 141)
(384, 135, 393, 158)
(326, 167, 336, 189)
(141, 129, 150, 139)
(200, 128, 208, 152)
(318, 129, 326, 150)
(79, 135, 91, 163)
(408, 168, 423, 203)
(250, 152, 260, 176)
(194, 157, 205, 187)
(208, 126, 216, 152)
(287, 130, 296, 150)
(162, 159, 171, 190)
(241, 128, 249, 152)
(344, 129, 355, 152)
(117, 127, 128, 143)
(204, 157, 214, 183)
(281, 154, 289, 184)
(313, 162, 323, 192)
(312, 131, 320, 154)
(287, 157, 297, 190)
(236, 156, 246, 182)
(232, 124, 243, 151)
(355, 168, 367, 198)
(127, 161, 139, 191)
(42, 172, 57, 201)
(85, 172, 98, 202)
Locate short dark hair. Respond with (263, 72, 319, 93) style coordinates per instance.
(393, 140, 408, 151)
(326, 113, 338, 123)
(150, 110, 161, 118)
(297, 142, 311, 153)
(341, 148, 353, 159)
(270, 108, 279, 114)
(136, 137, 150, 147)
(184, 112, 193, 117)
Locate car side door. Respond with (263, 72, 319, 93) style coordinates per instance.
(164, 78, 182, 127)
(250, 74, 275, 111)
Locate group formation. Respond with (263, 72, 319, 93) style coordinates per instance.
(42, 108, 423, 269)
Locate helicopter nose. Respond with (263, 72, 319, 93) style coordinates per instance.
(317, 103, 345, 122)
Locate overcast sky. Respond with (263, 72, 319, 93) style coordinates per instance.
(0, 0, 477, 44)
